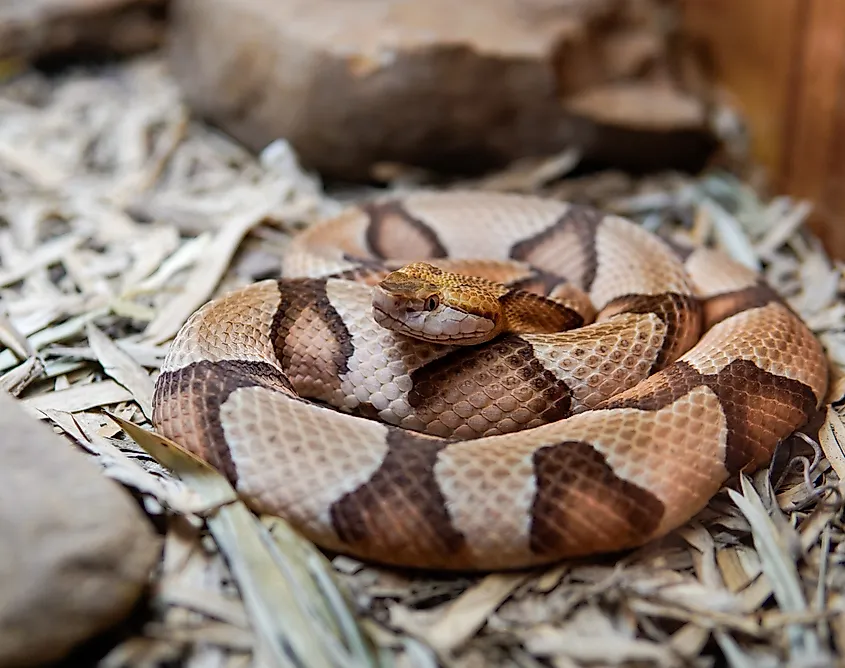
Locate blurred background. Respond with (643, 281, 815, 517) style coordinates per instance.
(2, 0, 843, 257)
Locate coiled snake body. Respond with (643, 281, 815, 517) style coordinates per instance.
(152, 191, 829, 570)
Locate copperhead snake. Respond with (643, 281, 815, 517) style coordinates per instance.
(152, 191, 829, 571)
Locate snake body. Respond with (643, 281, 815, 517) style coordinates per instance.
(152, 191, 829, 570)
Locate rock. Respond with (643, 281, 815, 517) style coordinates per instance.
(561, 82, 718, 173)
(167, 0, 718, 181)
(0, 0, 167, 62)
(0, 390, 160, 667)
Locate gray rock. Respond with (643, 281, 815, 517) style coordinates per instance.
(0, 390, 160, 667)
(167, 0, 716, 181)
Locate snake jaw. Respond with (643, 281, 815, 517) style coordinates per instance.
(371, 282, 499, 344)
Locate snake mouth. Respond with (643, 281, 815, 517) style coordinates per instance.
(371, 304, 487, 344)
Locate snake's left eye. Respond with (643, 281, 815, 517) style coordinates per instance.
(425, 296, 439, 311)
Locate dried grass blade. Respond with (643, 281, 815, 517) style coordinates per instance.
(86, 322, 155, 419)
(425, 573, 530, 655)
(814, 526, 832, 646)
(819, 407, 845, 480)
(627, 598, 763, 637)
(716, 547, 753, 593)
(679, 524, 724, 590)
(0, 141, 67, 188)
(110, 414, 382, 668)
(131, 232, 213, 295)
(0, 234, 82, 287)
(0, 305, 33, 359)
(829, 595, 845, 662)
(47, 340, 167, 369)
(713, 630, 765, 668)
(524, 624, 678, 666)
(699, 198, 760, 271)
(108, 297, 157, 322)
(155, 579, 250, 628)
(144, 208, 268, 344)
(41, 409, 183, 510)
(736, 574, 774, 613)
(151, 622, 253, 651)
(534, 564, 569, 593)
(474, 148, 581, 192)
(0, 355, 44, 395)
(120, 225, 181, 289)
(798, 503, 839, 555)
(0, 306, 110, 372)
(22, 379, 133, 417)
(261, 515, 381, 664)
(668, 623, 709, 659)
(754, 200, 812, 258)
(728, 475, 825, 661)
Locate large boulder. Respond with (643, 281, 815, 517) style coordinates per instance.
(167, 0, 717, 181)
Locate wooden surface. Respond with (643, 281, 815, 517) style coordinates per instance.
(680, 0, 845, 258)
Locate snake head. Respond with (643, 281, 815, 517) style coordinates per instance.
(371, 262, 502, 344)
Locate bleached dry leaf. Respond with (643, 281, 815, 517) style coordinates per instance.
(626, 598, 764, 637)
(678, 523, 724, 590)
(21, 378, 133, 416)
(635, 578, 740, 613)
(0, 307, 110, 372)
(0, 233, 83, 288)
(155, 580, 250, 629)
(825, 368, 845, 405)
(469, 149, 582, 193)
(754, 199, 812, 259)
(524, 614, 679, 667)
(736, 576, 776, 616)
(729, 476, 829, 663)
(131, 232, 214, 296)
(714, 630, 769, 668)
(45, 340, 167, 369)
(86, 322, 156, 419)
(698, 197, 760, 271)
(39, 409, 192, 515)
(819, 407, 845, 481)
(668, 623, 709, 660)
(413, 574, 531, 656)
(0, 141, 67, 188)
(534, 564, 569, 593)
(731, 478, 805, 605)
(0, 305, 32, 358)
(143, 208, 269, 345)
(112, 415, 382, 668)
(0, 355, 44, 395)
(120, 225, 182, 290)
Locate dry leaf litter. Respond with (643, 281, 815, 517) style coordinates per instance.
(1, 56, 845, 668)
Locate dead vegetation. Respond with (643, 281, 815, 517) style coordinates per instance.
(1, 56, 844, 667)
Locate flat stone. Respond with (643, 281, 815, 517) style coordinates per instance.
(167, 0, 717, 180)
(0, 390, 160, 667)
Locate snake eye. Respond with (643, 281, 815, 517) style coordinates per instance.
(425, 295, 439, 311)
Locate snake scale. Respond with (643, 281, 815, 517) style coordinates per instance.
(152, 191, 829, 571)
